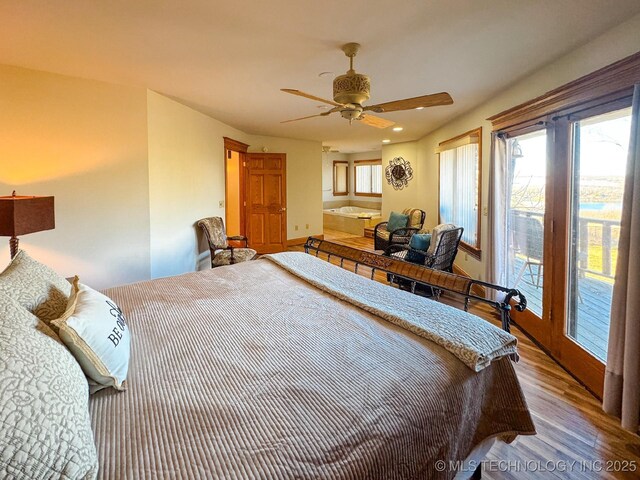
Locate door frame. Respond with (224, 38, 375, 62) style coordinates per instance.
(223, 137, 249, 238)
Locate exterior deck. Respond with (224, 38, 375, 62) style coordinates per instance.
(512, 258, 612, 362)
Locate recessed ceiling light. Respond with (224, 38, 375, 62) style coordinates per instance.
(382, 139, 391, 143)
(415, 107, 424, 110)
(318, 71, 334, 78)
(392, 126, 404, 132)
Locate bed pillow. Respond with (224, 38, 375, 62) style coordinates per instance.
(0, 292, 98, 479)
(52, 277, 130, 392)
(0, 250, 71, 325)
(387, 211, 409, 232)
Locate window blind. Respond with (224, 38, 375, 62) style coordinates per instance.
(439, 142, 479, 248)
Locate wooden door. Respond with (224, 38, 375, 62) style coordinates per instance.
(245, 153, 287, 253)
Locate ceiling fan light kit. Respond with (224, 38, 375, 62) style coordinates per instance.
(281, 42, 454, 129)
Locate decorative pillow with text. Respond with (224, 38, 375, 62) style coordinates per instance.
(52, 277, 131, 392)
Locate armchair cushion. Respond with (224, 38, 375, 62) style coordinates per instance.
(376, 229, 390, 241)
(402, 208, 425, 229)
(212, 248, 257, 267)
(405, 249, 427, 264)
(427, 223, 457, 256)
(387, 211, 409, 232)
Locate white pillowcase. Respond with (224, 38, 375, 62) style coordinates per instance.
(52, 277, 131, 392)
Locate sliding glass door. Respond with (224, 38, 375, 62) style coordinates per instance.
(497, 104, 632, 396)
(488, 55, 639, 397)
(564, 107, 631, 362)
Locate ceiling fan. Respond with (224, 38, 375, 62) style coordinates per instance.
(281, 42, 453, 129)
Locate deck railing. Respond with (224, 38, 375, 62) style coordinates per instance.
(511, 209, 620, 280)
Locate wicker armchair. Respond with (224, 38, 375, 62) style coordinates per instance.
(387, 224, 464, 273)
(373, 208, 426, 251)
(197, 217, 257, 268)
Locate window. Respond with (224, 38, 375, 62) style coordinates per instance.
(354, 160, 382, 196)
(437, 128, 482, 257)
(332, 161, 349, 196)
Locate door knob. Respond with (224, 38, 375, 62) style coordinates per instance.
(280, 207, 286, 212)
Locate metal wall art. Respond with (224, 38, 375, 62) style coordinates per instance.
(385, 157, 413, 190)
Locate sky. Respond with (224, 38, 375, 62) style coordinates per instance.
(512, 106, 631, 181)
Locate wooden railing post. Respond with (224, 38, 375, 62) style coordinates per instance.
(579, 220, 589, 271)
(602, 223, 612, 277)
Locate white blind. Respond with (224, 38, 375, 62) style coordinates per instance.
(335, 165, 347, 192)
(439, 150, 455, 223)
(355, 163, 382, 194)
(439, 144, 479, 247)
(371, 164, 382, 194)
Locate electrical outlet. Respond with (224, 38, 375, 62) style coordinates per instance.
(483, 206, 488, 216)
(305, 224, 309, 229)
(465, 253, 469, 261)
(295, 225, 299, 231)
(219, 200, 225, 208)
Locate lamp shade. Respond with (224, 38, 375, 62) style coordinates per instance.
(0, 195, 55, 237)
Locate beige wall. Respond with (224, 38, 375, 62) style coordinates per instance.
(408, 13, 640, 281)
(0, 65, 150, 289)
(147, 90, 249, 277)
(0, 68, 321, 286)
(380, 141, 419, 220)
(247, 136, 322, 240)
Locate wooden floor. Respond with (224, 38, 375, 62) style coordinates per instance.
(298, 229, 640, 479)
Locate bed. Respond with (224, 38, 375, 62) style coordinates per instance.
(88, 251, 535, 479)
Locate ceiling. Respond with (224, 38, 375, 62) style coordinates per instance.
(1, 1, 639, 153)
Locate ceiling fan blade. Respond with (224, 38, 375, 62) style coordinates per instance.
(281, 89, 343, 107)
(365, 92, 453, 113)
(359, 114, 395, 129)
(280, 113, 329, 124)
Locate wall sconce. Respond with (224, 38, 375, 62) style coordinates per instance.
(0, 191, 55, 259)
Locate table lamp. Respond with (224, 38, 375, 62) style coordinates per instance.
(0, 191, 55, 259)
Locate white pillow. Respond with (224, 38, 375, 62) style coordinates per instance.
(52, 277, 131, 392)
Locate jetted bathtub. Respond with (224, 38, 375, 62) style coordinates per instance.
(323, 206, 382, 235)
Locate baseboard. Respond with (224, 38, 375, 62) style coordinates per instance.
(287, 234, 324, 246)
(452, 265, 486, 297)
